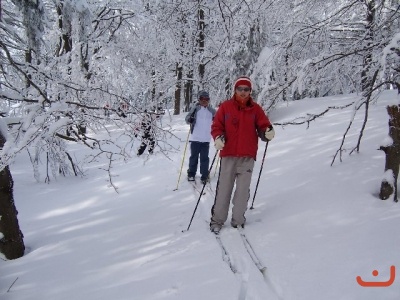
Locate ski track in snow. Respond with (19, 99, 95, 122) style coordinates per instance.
(218, 228, 281, 300)
(188, 178, 283, 300)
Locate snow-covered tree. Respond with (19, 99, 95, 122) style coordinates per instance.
(1, 0, 399, 182)
(0, 0, 176, 185)
(256, 0, 399, 108)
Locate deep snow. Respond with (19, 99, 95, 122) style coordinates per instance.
(1, 90, 400, 300)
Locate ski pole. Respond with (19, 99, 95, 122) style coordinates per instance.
(213, 155, 220, 177)
(250, 141, 269, 210)
(173, 128, 190, 191)
(184, 150, 219, 232)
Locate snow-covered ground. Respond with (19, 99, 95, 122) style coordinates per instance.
(1, 90, 400, 300)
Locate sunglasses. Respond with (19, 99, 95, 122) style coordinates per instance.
(236, 87, 251, 92)
(200, 97, 210, 101)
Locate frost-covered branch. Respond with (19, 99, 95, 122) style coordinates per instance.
(274, 102, 354, 129)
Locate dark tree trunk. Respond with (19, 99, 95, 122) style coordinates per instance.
(361, 0, 375, 93)
(151, 69, 156, 102)
(198, 7, 205, 85)
(379, 105, 400, 202)
(184, 70, 193, 112)
(174, 63, 182, 115)
(0, 130, 25, 259)
(224, 77, 231, 100)
(56, 3, 72, 56)
(25, 49, 32, 88)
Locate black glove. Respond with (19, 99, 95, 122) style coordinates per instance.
(188, 116, 195, 124)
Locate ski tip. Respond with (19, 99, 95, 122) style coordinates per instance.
(260, 266, 268, 275)
(211, 228, 221, 235)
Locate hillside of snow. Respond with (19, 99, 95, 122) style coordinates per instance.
(1, 90, 400, 300)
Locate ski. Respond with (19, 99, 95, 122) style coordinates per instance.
(204, 183, 214, 197)
(189, 181, 205, 195)
(212, 228, 281, 299)
(214, 233, 237, 274)
(237, 227, 267, 274)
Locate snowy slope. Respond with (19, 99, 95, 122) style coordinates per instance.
(1, 90, 400, 300)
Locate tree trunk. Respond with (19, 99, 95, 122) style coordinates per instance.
(184, 70, 193, 112)
(151, 68, 157, 105)
(198, 7, 205, 85)
(56, 2, 72, 56)
(25, 49, 32, 88)
(379, 105, 400, 202)
(361, 0, 375, 93)
(224, 77, 230, 100)
(174, 63, 182, 115)
(0, 129, 25, 259)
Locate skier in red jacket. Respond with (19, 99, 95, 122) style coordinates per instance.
(210, 76, 275, 234)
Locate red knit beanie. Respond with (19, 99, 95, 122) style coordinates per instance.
(234, 76, 252, 90)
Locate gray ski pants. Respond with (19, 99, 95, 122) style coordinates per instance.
(210, 156, 255, 228)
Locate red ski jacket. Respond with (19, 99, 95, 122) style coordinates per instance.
(211, 96, 272, 160)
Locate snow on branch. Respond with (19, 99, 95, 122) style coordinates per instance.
(274, 102, 354, 129)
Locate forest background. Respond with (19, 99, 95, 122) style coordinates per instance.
(0, 0, 399, 260)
